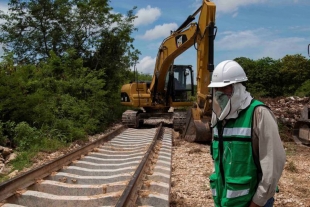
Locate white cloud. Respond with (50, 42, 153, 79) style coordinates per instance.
(260, 37, 306, 58)
(134, 5, 161, 27)
(192, 0, 268, 16)
(137, 23, 178, 40)
(213, 0, 267, 14)
(193, 0, 302, 16)
(216, 28, 308, 59)
(289, 26, 310, 32)
(217, 29, 262, 50)
(135, 56, 156, 74)
(232, 12, 238, 18)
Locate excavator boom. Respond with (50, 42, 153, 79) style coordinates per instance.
(121, 0, 216, 142)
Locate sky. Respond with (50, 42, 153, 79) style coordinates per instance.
(109, 0, 310, 75)
(0, 0, 309, 76)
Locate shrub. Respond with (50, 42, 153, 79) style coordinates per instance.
(295, 80, 310, 97)
(0, 121, 8, 146)
(13, 122, 40, 151)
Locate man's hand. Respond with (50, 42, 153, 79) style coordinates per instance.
(248, 201, 261, 207)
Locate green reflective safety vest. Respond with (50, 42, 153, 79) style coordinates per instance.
(209, 99, 264, 207)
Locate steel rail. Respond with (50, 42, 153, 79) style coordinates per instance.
(0, 125, 125, 202)
(115, 123, 163, 207)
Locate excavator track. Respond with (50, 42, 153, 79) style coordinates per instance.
(122, 109, 211, 144)
(122, 110, 139, 128)
(172, 111, 187, 132)
(293, 120, 310, 145)
(122, 110, 186, 132)
(292, 106, 310, 146)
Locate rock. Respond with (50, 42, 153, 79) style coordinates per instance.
(2, 147, 13, 157)
(261, 96, 310, 128)
(0, 165, 12, 175)
(0, 163, 4, 173)
(5, 153, 17, 164)
(279, 99, 285, 104)
(8, 170, 19, 179)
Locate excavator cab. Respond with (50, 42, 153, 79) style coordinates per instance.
(166, 65, 194, 103)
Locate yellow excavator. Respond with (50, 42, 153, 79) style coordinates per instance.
(120, 0, 216, 142)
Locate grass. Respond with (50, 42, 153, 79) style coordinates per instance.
(11, 150, 38, 170)
(12, 137, 67, 170)
(278, 122, 293, 142)
(286, 160, 298, 173)
(0, 137, 67, 183)
(283, 142, 298, 156)
(0, 175, 9, 183)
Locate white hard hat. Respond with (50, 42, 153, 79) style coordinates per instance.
(208, 60, 248, 88)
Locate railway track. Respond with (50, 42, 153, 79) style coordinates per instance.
(0, 124, 173, 207)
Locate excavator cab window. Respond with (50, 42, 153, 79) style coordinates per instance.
(167, 65, 194, 102)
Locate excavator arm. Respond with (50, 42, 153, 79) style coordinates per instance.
(121, 0, 216, 142)
(150, 23, 198, 93)
(182, 1, 216, 142)
(151, 0, 216, 98)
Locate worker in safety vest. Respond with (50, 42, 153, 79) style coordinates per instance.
(208, 60, 286, 207)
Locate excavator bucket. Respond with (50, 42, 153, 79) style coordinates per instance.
(293, 106, 310, 145)
(181, 108, 212, 142)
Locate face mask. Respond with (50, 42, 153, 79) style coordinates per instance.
(215, 90, 229, 110)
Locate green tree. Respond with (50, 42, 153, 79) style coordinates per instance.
(0, 51, 111, 143)
(279, 54, 309, 96)
(236, 57, 283, 98)
(234, 57, 260, 95)
(0, 0, 140, 139)
(295, 80, 310, 97)
(136, 72, 153, 82)
(0, 0, 138, 66)
(254, 57, 282, 97)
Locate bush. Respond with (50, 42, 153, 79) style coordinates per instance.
(295, 80, 310, 97)
(13, 122, 40, 151)
(0, 121, 8, 146)
(0, 121, 17, 147)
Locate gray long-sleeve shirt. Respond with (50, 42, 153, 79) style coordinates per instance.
(251, 106, 286, 206)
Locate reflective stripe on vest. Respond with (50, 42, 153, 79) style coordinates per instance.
(227, 188, 250, 198)
(211, 188, 217, 196)
(213, 127, 251, 137)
